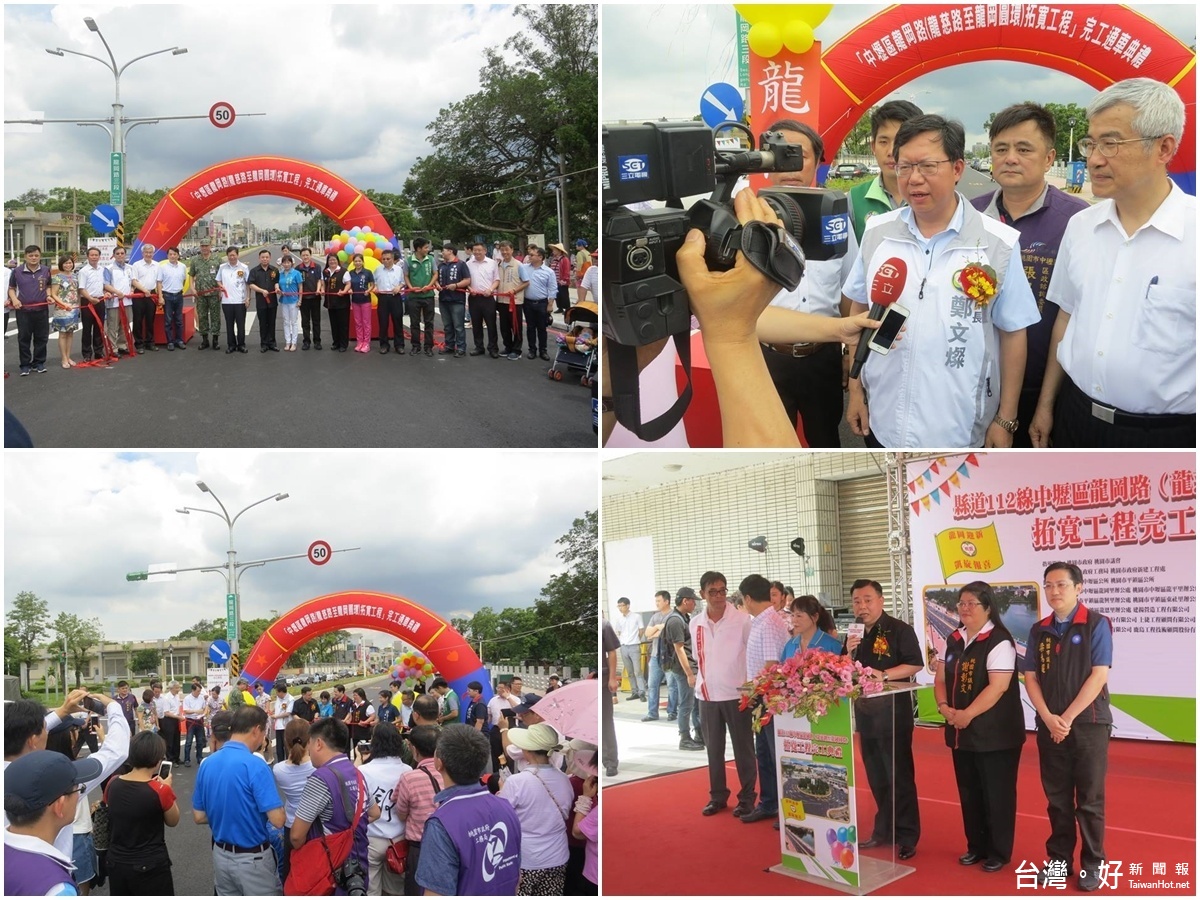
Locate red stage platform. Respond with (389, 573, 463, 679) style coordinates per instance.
(150, 306, 195, 345)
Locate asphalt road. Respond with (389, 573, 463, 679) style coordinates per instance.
(85, 674, 392, 897)
(4, 303, 595, 448)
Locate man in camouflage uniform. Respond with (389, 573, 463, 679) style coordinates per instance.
(188, 237, 223, 350)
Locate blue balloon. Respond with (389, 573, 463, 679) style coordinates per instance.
(837, 827, 848, 843)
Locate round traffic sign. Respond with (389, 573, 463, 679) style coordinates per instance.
(209, 102, 236, 129)
(307, 540, 332, 566)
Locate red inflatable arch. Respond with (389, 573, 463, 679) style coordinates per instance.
(240, 590, 489, 702)
(817, 4, 1196, 191)
(132, 156, 395, 259)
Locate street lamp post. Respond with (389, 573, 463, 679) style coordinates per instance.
(167, 644, 174, 681)
(1068, 119, 1076, 166)
(44, 19, 187, 225)
(6, 211, 14, 262)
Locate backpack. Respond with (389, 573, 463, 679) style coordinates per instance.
(657, 611, 684, 671)
(283, 769, 366, 896)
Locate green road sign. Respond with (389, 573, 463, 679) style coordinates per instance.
(736, 12, 751, 89)
(226, 593, 237, 641)
(126, 571, 148, 582)
(110, 153, 124, 206)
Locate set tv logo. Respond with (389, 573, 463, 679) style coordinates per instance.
(821, 213, 850, 244)
(618, 155, 650, 182)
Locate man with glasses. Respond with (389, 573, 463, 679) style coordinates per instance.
(1021, 563, 1113, 892)
(1030, 78, 1195, 448)
(843, 114, 1040, 449)
(4, 750, 100, 895)
(614, 598, 646, 701)
(971, 103, 1089, 448)
(690, 571, 755, 817)
(845, 579, 922, 859)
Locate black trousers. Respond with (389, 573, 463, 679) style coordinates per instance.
(403, 841, 423, 895)
(108, 861, 174, 896)
(15, 306, 49, 369)
(406, 296, 435, 349)
(81, 302, 106, 358)
(698, 698, 756, 809)
(469, 294, 498, 352)
(952, 744, 1022, 863)
(564, 843, 596, 895)
(223, 304, 246, 349)
(860, 725, 921, 846)
(160, 715, 182, 761)
(1052, 376, 1195, 448)
(300, 294, 322, 343)
(762, 342, 845, 447)
(328, 307, 351, 349)
(256, 302, 277, 348)
(1038, 722, 1109, 871)
(525, 299, 549, 355)
(378, 295, 406, 347)
(132, 297, 157, 346)
(498, 299, 524, 353)
(555, 283, 571, 314)
(601, 674, 618, 771)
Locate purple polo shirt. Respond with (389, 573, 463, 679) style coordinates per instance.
(11, 264, 51, 305)
(971, 184, 1089, 395)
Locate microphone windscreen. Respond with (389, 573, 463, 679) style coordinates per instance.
(869, 257, 908, 308)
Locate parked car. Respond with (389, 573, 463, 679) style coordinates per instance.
(834, 162, 870, 179)
(971, 158, 993, 173)
(867, 163, 881, 175)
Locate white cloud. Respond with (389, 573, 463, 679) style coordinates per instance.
(4, 4, 532, 228)
(4, 450, 597, 644)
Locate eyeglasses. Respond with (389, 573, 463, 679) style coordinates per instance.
(705, 588, 728, 596)
(1043, 581, 1076, 591)
(957, 601, 983, 610)
(1077, 136, 1165, 158)
(895, 159, 951, 178)
(66, 784, 86, 797)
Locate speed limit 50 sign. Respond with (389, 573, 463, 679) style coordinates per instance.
(307, 540, 332, 566)
(209, 102, 236, 129)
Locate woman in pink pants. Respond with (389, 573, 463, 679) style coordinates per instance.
(341, 253, 375, 352)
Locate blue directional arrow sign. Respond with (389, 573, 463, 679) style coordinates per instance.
(208, 639, 231, 666)
(90, 204, 120, 235)
(699, 82, 745, 129)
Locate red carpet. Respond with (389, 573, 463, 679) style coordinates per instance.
(603, 727, 1195, 896)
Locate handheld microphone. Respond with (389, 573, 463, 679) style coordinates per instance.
(849, 257, 908, 379)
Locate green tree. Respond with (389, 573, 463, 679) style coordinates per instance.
(4, 634, 21, 678)
(401, 4, 596, 242)
(51, 612, 104, 688)
(169, 618, 223, 642)
(130, 648, 160, 675)
(6, 591, 51, 691)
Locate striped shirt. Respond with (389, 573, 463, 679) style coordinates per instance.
(746, 605, 790, 681)
(392, 757, 444, 842)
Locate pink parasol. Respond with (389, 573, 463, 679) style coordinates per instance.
(531, 680, 598, 746)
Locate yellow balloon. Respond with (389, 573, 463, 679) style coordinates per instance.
(747, 22, 782, 58)
(782, 20, 815, 54)
(735, 4, 831, 29)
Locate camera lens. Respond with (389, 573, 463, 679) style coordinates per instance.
(626, 245, 653, 271)
(760, 192, 806, 246)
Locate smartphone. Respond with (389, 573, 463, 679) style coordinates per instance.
(356, 741, 371, 755)
(158, 761, 172, 780)
(868, 302, 909, 355)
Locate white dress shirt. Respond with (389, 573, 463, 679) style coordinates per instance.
(217, 261, 249, 304)
(614, 610, 642, 646)
(746, 605, 791, 681)
(104, 262, 134, 308)
(130, 259, 160, 296)
(690, 604, 752, 702)
(1047, 181, 1196, 414)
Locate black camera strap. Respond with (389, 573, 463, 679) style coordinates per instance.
(607, 333, 694, 442)
(732, 221, 805, 291)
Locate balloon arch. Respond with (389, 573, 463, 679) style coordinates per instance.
(736, 3, 1196, 193)
(240, 590, 489, 703)
(132, 156, 397, 261)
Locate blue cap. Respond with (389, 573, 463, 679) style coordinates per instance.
(4, 750, 101, 813)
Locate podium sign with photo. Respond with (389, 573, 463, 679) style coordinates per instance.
(771, 703, 861, 888)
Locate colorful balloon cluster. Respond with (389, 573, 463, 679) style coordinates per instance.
(390, 651, 435, 690)
(327, 226, 395, 272)
(826, 824, 856, 869)
(734, 4, 832, 57)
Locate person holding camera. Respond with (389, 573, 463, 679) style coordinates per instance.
(392, 725, 444, 897)
(105, 731, 180, 895)
(602, 190, 884, 448)
(357, 725, 411, 895)
(290, 717, 381, 894)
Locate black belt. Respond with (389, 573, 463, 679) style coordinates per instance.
(214, 840, 270, 854)
(762, 341, 830, 358)
(526, 296, 550, 301)
(1066, 377, 1195, 429)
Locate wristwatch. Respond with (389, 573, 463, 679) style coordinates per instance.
(992, 414, 1019, 434)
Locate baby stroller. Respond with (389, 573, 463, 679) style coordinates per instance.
(549, 300, 598, 387)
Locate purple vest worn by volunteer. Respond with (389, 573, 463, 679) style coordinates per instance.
(428, 784, 521, 895)
(5, 844, 76, 895)
(306, 755, 370, 894)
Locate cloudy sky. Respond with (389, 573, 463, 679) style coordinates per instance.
(603, 3, 1196, 151)
(4, 4, 532, 229)
(4, 451, 596, 646)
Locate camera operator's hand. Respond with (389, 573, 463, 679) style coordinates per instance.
(672, 189, 800, 448)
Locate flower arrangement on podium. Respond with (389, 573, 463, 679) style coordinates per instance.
(740, 649, 883, 730)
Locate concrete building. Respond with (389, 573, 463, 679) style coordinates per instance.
(5, 207, 86, 261)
